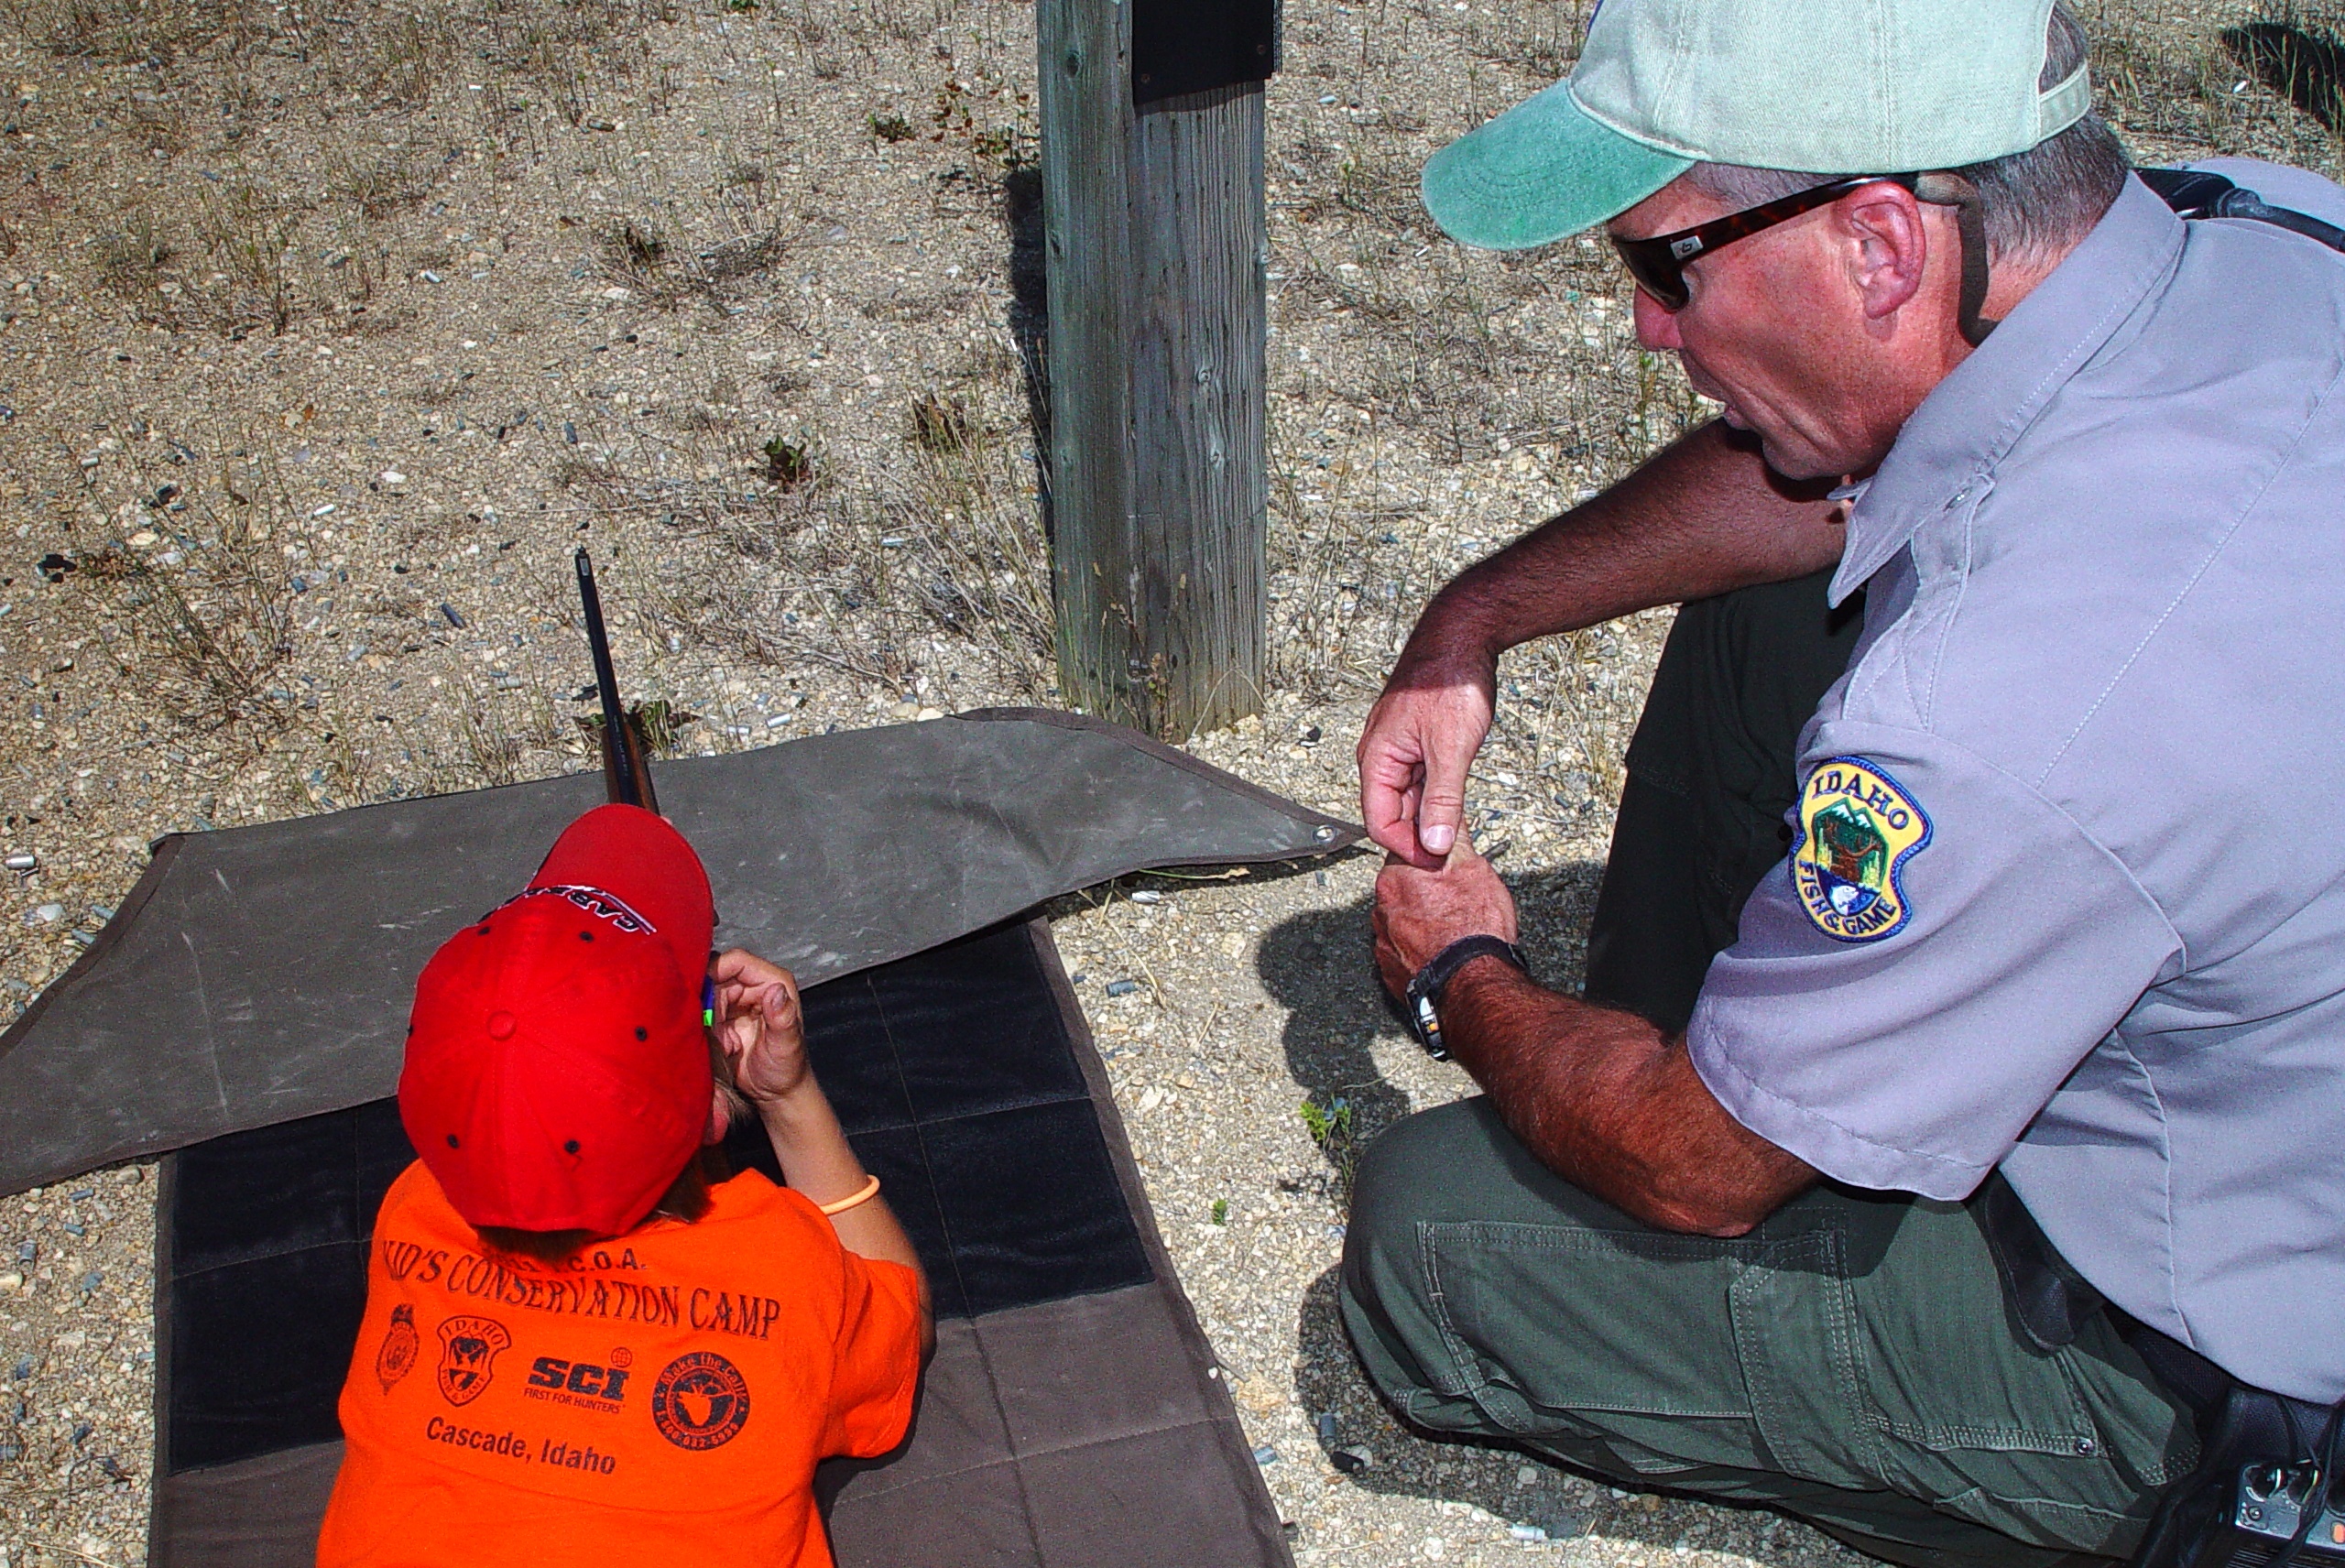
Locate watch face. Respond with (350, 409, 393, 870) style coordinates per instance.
(1412, 996, 1446, 1059)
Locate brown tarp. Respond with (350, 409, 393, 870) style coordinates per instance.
(0, 709, 1355, 1195)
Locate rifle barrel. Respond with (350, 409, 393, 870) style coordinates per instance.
(574, 548, 646, 810)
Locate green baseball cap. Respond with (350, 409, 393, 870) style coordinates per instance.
(1422, 0, 2093, 250)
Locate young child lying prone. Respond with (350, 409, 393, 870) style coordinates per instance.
(318, 802, 932, 1567)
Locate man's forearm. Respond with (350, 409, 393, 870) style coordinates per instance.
(1402, 420, 1848, 670)
(1438, 957, 1816, 1236)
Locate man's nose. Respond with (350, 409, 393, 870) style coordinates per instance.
(1633, 288, 1684, 351)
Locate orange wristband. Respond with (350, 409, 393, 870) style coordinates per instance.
(816, 1173, 881, 1216)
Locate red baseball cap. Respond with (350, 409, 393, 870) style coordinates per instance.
(399, 804, 717, 1237)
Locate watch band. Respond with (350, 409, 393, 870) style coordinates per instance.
(1403, 934, 1528, 1061)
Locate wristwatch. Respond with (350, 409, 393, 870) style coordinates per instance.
(1402, 935, 1529, 1061)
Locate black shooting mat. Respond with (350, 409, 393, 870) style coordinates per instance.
(151, 918, 1289, 1568)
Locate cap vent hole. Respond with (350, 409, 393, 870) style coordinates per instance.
(445, 1134, 460, 1149)
(634, 1027, 648, 1040)
(578, 931, 593, 942)
(563, 1138, 581, 1155)
(476, 925, 492, 936)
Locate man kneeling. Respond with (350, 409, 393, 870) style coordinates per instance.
(319, 803, 932, 1567)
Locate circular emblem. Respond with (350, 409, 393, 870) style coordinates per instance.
(650, 1351, 750, 1451)
(375, 1304, 419, 1394)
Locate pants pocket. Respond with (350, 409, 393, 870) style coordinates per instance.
(1420, 1219, 1777, 1474)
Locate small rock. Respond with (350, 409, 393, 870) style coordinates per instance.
(0, 1273, 21, 1294)
(28, 903, 61, 924)
(379, 470, 406, 485)
(1233, 1374, 1282, 1414)
(10, 1356, 29, 1379)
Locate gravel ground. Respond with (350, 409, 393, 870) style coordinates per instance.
(1, 0, 2338, 1560)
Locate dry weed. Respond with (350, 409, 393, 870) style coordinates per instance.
(68, 430, 300, 742)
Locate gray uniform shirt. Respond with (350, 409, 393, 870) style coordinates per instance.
(1686, 165, 2345, 1404)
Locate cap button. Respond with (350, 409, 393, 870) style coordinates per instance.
(486, 1010, 518, 1040)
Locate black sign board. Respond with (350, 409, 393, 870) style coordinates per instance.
(1130, 0, 1279, 106)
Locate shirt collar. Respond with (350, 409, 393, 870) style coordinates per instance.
(1826, 175, 2187, 606)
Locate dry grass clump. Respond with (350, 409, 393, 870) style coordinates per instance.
(2089, 1, 2345, 171)
(558, 372, 1054, 702)
(64, 431, 300, 742)
(0, 0, 250, 64)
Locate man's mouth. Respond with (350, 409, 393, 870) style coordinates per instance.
(1679, 358, 1740, 426)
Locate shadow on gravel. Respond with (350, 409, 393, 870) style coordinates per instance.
(1001, 162, 1054, 541)
(2225, 19, 2345, 131)
(1253, 861, 1608, 1194)
(1258, 860, 1779, 1554)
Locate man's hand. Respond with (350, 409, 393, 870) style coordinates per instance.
(1372, 840, 1519, 996)
(710, 947, 809, 1105)
(1358, 652, 1496, 868)
(1357, 422, 1851, 869)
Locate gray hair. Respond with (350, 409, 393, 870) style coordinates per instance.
(1684, 3, 2130, 264)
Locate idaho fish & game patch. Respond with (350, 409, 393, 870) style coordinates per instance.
(1792, 757, 1931, 942)
(435, 1314, 513, 1407)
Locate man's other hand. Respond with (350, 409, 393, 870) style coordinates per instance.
(1372, 840, 1519, 997)
(1358, 654, 1496, 868)
(711, 948, 810, 1105)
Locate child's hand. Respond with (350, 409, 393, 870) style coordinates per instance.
(710, 948, 810, 1105)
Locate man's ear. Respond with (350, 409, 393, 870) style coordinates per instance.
(1838, 183, 1932, 321)
(704, 1082, 732, 1148)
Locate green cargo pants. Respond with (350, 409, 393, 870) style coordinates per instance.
(1340, 572, 2198, 1566)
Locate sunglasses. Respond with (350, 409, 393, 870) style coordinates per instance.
(1609, 174, 1919, 310)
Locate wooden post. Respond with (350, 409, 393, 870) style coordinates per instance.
(1038, 0, 1269, 739)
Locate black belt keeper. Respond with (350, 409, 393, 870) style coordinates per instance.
(1974, 1176, 2345, 1568)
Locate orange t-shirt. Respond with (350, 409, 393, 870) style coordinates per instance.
(317, 1160, 922, 1568)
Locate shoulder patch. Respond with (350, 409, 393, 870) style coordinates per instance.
(1791, 757, 1932, 943)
